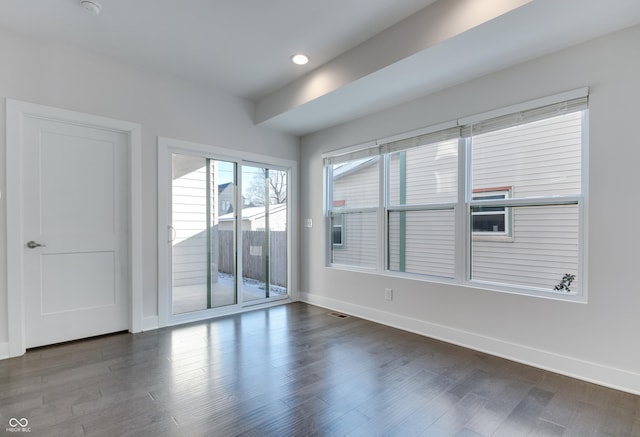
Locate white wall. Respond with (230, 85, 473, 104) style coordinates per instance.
(300, 25, 640, 393)
(0, 29, 299, 342)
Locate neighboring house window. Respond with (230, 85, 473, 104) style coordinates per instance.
(324, 92, 587, 299)
(331, 213, 345, 249)
(471, 188, 512, 238)
(220, 200, 232, 214)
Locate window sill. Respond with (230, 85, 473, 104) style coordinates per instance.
(324, 264, 586, 303)
(472, 235, 514, 243)
(466, 279, 586, 304)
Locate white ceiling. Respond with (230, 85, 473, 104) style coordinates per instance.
(0, 0, 436, 100)
(1, 0, 640, 136)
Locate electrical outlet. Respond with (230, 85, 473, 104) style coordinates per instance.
(384, 288, 393, 301)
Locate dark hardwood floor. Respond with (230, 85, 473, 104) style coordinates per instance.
(1, 302, 638, 436)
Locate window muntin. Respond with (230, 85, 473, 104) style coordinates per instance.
(324, 94, 587, 298)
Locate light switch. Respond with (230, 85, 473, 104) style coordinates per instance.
(304, 218, 313, 228)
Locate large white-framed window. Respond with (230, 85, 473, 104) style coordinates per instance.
(323, 89, 588, 300)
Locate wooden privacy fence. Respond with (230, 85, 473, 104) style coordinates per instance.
(218, 230, 287, 287)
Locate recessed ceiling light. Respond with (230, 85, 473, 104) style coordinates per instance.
(80, 0, 102, 15)
(291, 54, 309, 65)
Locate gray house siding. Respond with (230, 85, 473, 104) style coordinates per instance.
(172, 164, 213, 287)
(331, 159, 379, 268)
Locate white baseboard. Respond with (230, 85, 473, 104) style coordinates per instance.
(142, 316, 159, 331)
(143, 296, 296, 331)
(299, 292, 640, 396)
(0, 342, 8, 360)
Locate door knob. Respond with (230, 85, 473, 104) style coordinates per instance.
(26, 240, 46, 249)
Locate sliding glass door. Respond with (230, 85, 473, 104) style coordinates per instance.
(159, 140, 291, 324)
(171, 153, 237, 314)
(241, 164, 288, 302)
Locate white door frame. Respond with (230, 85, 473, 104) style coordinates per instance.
(6, 99, 143, 357)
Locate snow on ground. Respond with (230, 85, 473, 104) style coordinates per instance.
(172, 272, 287, 314)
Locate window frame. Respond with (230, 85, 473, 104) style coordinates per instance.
(158, 137, 297, 328)
(384, 145, 458, 278)
(463, 109, 587, 299)
(323, 89, 588, 302)
(324, 158, 381, 269)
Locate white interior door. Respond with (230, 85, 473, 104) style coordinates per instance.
(22, 116, 129, 348)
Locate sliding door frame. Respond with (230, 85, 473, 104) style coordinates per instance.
(240, 161, 291, 306)
(157, 137, 296, 327)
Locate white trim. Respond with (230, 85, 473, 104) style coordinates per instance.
(129, 122, 143, 334)
(162, 137, 296, 169)
(6, 101, 24, 357)
(157, 136, 297, 328)
(458, 87, 589, 126)
(321, 122, 459, 161)
(157, 138, 171, 328)
(299, 292, 640, 396)
(376, 120, 457, 146)
(463, 279, 587, 304)
(321, 140, 377, 160)
(457, 138, 469, 285)
(236, 157, 244, 305)
(467, 195, 581, 208)
(387, 203, 457, 212)
(5, 99, 143, 357)
(165, 297, 294, 327)
(579, 110, 590, 303)
(377, 153, 385, 272)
